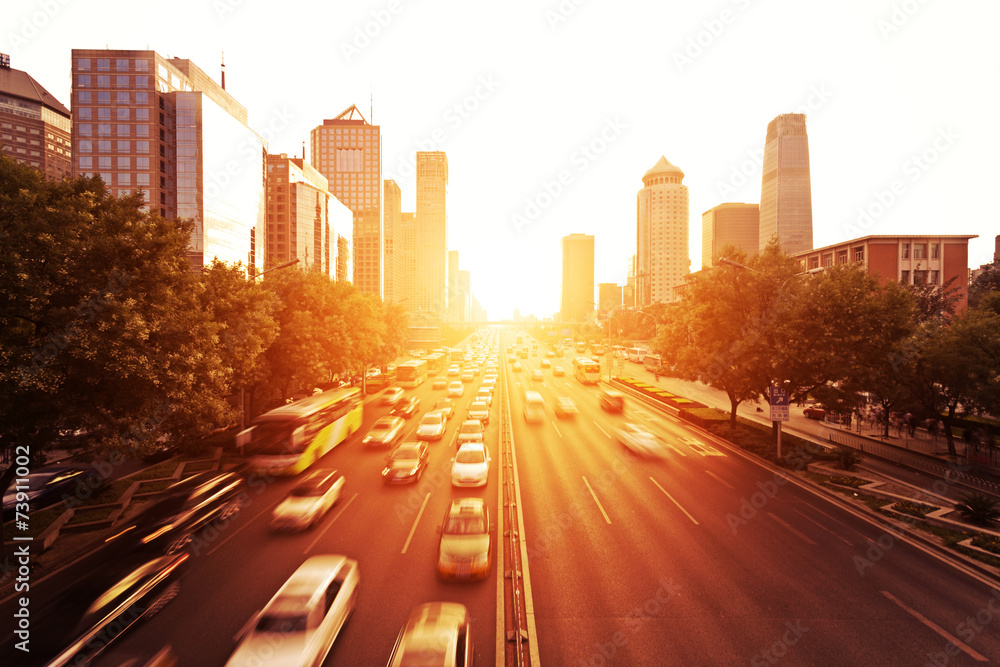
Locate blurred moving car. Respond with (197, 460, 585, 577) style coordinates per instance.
(523, 391, 545, 423)
(432, 377, 448, 390)
(615, 423, 666, 458)
(512, 361, 522, 372)
(386, 602, 473, 667)
(269, 469, 345, 531)
(2, 464, 106, 513)
(225, 555, 359, 667)
(554, 396, 578, 418)
(362, 416, 406, 447)
(803, 407, 826, 420)
(416, 411, 447, 441)
(382, 442, 429, 484)
(433, 398, 455, 421)
(45, 552, 191, 667)
(447, 364, 461, 376)
(531, 369, 544, 383)
(553, 366, 565, 377)
(461, 370, 474, 383)
(456, 419, 484, 446)
(599, 388, 625, 413)
(391, 396, 421, 419)
(437, 498, 491, 580)
(467, 401, 490, 426)
(381, 387, 404, 405)
(451, 443, 490, 488)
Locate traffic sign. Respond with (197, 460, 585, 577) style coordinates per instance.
(769, 387, 790, 422)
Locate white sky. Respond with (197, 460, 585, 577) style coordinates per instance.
(6, 0, 999, 319)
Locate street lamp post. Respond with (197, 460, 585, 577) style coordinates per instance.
(605, 306, 658, 382)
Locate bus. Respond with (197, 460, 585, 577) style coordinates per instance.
(573, 357, 601, 384)
(643, 354, 663, 373)
(237, 387, 363, 476)
(627, 347, 648, 363)
(397, 359, 428, 388)
(423, 352, 446, 376)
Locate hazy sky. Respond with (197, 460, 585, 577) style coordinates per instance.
(6, 0, 998, 319)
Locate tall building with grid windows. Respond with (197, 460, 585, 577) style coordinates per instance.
(310, 106, 381, 295)
(702, 202, 759, 268)
(0, 53, 72, 180)
(400, 211, 416, 306)
(70, 49, 266, 272)
(383, 179, 403, 303)
(759, 113, 813, 254)
(416, 152, 448, 316)
(636, 156, 689, 305)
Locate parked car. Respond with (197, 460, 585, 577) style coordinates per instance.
(437, 498, 492, 580)
(382, 442, 429, 484)
(391, 396, 421, 419)
(416, 411, 448, 441)
(386, 603, 473, 667)
(269, 469, 345, 531)
(362, 416, 406, 447)
(2, 464, 106, 513)
(225, 555, 359, 667)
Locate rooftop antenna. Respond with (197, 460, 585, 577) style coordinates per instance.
(221, 51, 226, 90)
(302, 140, 305, 161)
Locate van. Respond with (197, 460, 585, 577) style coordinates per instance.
(599, 388, 625, 413)
(523, 391, 545, 423)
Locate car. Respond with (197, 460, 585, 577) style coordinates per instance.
(2, 464, 106, 513)
(447, 364, 461, 377)
(523, 391, 545, 423)
(545, 350, 555, 358)
(382, 442, 429, 484)
(386, 602, 473, 667)
(615, 423, 666, 458)
(429, 398, 454, 421)
(362, 416, 406, 447)
(269, 469, 345, 531)
(381, 387, 405, 406)
(437, 498, 492, 580)
(531, 369, 544, 383)
(803, 407, 826, 420)
(540, 359, 551, 368)
(554, 396, 578, 418)
(432, 377, 448, 390)
(448, 380, 464, 398)
(512, 362, 522, 372)
(467, 401, 490, 425)
(225, 555, 359, 667)
(468, 366, 480, 377)
(461, 370, 474, 383)
(456, 419, 484, 446)
(507, 355, 516, 364)
(553, 365, 565, 377)
(416, 411, 448, 441)
(391, 396, 421, 419)
(44, 552, 191, 667)
(475, 388, 492, 407)
(451, 443, 490, 488)
(481, 376, 497, 391)
(599, 389, 625, 413)
(103, 472, 246, 557)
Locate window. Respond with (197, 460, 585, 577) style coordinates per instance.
(116, 92, 130, 104)
(822, 254, 833, 267)
(136, 157, 149, 169)
(135, 59, 149, 72)
(77, 91, 91, 104)
(97, 124, 111, 136)
(854, 248, 864, 262)
(118, 173, 131, 186)
(136, 141, 149, 153)
(78, 124, 92, 136)
(118, 156, 130, 169)
(98, 91, 111, 104)
(137, 173, 149, 186)
(135, 75, 150, 88)
(135, 91, 149, 104)
(914, 270, 928, 285)
(78, 156, 92, 169)
(117, 108, 130, 121)
(116, 75, 130, 88)
(136, 125, 149, 137)
(98, 140, 111, 153)
(116, 59, 129, 72)
(931, 244, 940, 259)
(78, 140, 92, 153)
(97, 108, 111, 120)
(136, 108, 149, 121)
(913, 244, 926, 259)
(901, 243, 910, 259)
(98, 157, 111, 169)
(837, 251, 848, 264)
(900, 270, 910, 284)
(77, 74, 91, 88)
(97, 75, 111, 87)
(77, 58, 91, 71)
(117, 124, 130, 136)
(930, 270, 940, 285)
(117, 140, 130, 152)
(96, 59, 110, 71)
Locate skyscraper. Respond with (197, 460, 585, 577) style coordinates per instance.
(400, 212, 417, 306)
(702, 203, 760, 268)
(448, 250, 460, 321)
(71, 49, 266, 272)
(561, 233, 595, 323)
(636, 156, 689, 305)
(383, 179, 402, 302)
(759, 113, 813, 254)
(0, 53, 72, 180)
(416, 152, 448, 316)
(310, 105, 381, 295)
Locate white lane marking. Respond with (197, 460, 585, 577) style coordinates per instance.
(705, 469, 734, 489)
(552, 421, 563, 439)
(790, 506, 853, 546)
(582, 476, 612, 524)
(660, 439, 688, 457)
(683, 437, 725, 457)
(401, 492, 430, 554)
(594, 422, 609, 438)
(305, 492, 359, 554)
(636, 409, 654, 420)
(766, 512, 817, 546)
(649, 477, 699, 525)
(207, 496, 284, 556)
(881, 590, 988, 662)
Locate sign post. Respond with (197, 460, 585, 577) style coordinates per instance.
(769, 386, 790, 461)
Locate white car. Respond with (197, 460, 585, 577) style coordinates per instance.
(269, 470, 345, 531)
(456, 419, 484, 446)
(452, 443, 490, 487)
(467, 401, 490, 425)
(381, 387, 404, 405)
(475, 389, 492, 407)
(225, 555, 359, 667)
(461, 370, 474, 383)
(448, 381, 464, 398)
(447, 365, 461, 377)
(416, 410, 447, 441)
(615, 423, 666, 458)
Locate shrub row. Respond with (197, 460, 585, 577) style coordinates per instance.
(613, 377, 706, 411)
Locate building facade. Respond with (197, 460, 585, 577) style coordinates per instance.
(416, 151, 448, 317)
(310, 105, 380, 294)
(0, 53, 72, 180)
(598, 282, 623, 317)
(400, 211, 417, 306)
(792, 234, 978, 311)
(702, 202, 760, 268)
(383, 179, 402, 302)
(337, 235, 351, 282)
(636, 156, 689, 305)
(70, 49, 266, 272)
(759, 113, 813, 254)
(561, 233, 595, 323)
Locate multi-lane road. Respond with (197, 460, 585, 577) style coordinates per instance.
(5, 326, 1000, 666)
